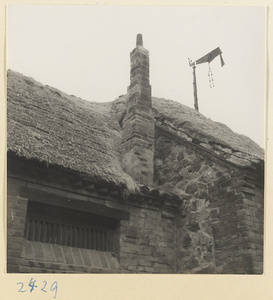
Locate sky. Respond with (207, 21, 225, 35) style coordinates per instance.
(7, 5, 266, 147)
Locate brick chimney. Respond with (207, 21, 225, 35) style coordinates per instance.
(121, 34, 155, 186)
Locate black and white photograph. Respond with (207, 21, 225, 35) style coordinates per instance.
(6, 5, 265, 276)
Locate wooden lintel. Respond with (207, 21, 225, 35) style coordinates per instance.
(19, 186, 130, 221)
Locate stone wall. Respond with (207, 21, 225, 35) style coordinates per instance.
(7, 153, 179, 274)
(7, 131, 264, 275)
(20, 240, 119, 273)
(154, 126, 264, 274)
(209, 170, 264, 274)
(7, 178, 28, 273)
(176, 198, 216, 273)
(118, 205, 176, 273)
(154, 127, 232, 273)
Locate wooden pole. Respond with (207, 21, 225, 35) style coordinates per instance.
(192, 65, 199, 112)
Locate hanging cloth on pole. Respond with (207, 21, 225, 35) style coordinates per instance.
(195, 47, 225, 66)
(188, 47, 225, 111)
(194, 47, 225, 87)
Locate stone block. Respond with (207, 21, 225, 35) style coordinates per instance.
(161, 211, 175, 220)
(22, 241, 34, 260)
(43, 262, 61, 270)
(71, 247, 83, 265)
(7, 257, 21, 266)
(158, 241, 167, 248)
(105, 252, 119, 270)
(28, 260, 41, 268)
(129, 77, 150, 90)
(125, 237, 138, 244)
(7, 237, 23, 250)
(7, 264, 19, 273)
(187, 221, 200, 232)
(182, 234, 192, 249)
(89, 250, 103, 268)
(144, 266, 154, 273)
(16, 197, 28, 205)
(130, 69, 149, 79)
(14, 216, 26, 225)
(242, 187, 255, 195)
(32, 242, 45, 261)
(19, 266, 32, 273)
(62, 246, 75, 265)
(52, 244, 65, 263)
(97, 252, 109, 269)
(11, 223, 26, 231)
(42, 243, 56, 262)
(138, 248, 153, 256)
(136, 266, 145, 272)
(80, 249, 92, 266)
(73, 265, 85, 272)
(31, 267, 44, 273)
(7, 184, 19, 197)
(14, 209, 27, 218)
(195, 264, 216, 274)
(68, 264, 76, 272)
(139, 259, 152, 267)
(153, 263, 169, 269)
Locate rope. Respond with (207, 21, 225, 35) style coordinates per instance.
(208, 64, 215, 88)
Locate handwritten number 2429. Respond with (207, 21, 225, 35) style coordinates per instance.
(17, 279, 58, 299)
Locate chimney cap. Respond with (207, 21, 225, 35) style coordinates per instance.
(136, 34, 143, 47)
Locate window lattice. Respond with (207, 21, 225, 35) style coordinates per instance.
(24, 201, 118, 252)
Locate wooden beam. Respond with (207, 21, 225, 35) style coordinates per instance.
(19, 187, 130, 221)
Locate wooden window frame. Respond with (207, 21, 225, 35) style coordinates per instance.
(20, 187, 129, 253)
(25, 201, 119, 251)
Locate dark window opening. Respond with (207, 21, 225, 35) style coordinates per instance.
(24, 201, 119, 252)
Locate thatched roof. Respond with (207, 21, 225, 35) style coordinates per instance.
(7, 70, 137, 190)
(7, 70, 264, 191)
(109, 97, 263, 168)
(152, 98, 263, 167)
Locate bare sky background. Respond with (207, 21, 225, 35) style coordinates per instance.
(7, 5, 266, 147)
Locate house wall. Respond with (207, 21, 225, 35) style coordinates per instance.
(7, 131, 264, 275)
(118, 204, 176, 273)
(7, 154, 178, 273)
(154, 126, 264, 274)
(208, 170, 264, 274)
(154, 127, 231, 273)
(20, 240, 120, 273)
(7, 178, 28, 273)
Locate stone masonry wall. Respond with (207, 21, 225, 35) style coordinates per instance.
(118, 205, 176, 273)
(154, 127, 263, 274)
(209, 171, 264, 274)
(154, 127, 234, 273)
(155, 128, 263, 274)
(176, 198, 216, 273)
(249, 184, 264, 272)
(8, 145, 263, 274)
(7, 178, 28, 273)
(7, 154, 178, 273)
(19, 240, 120, 273)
